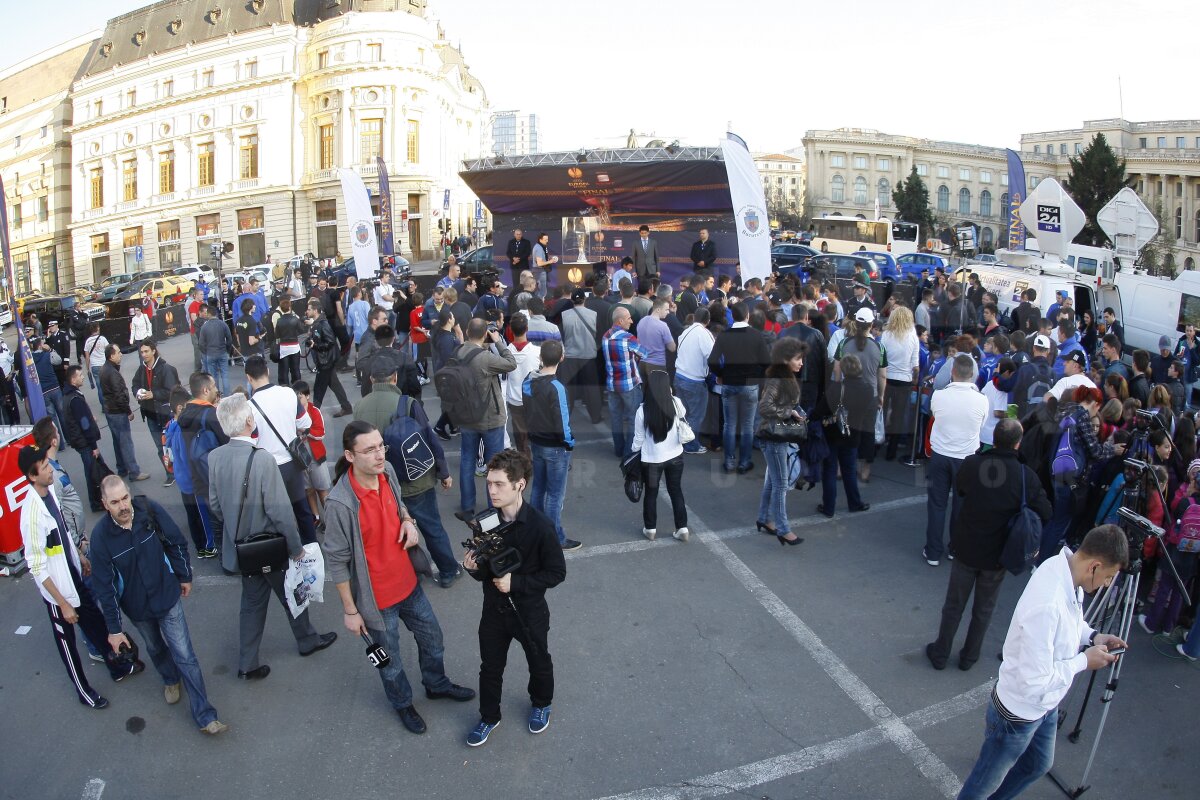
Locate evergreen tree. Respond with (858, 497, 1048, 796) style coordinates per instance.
(892, 167, 937, 242)
(1064, 133, 1128, 246)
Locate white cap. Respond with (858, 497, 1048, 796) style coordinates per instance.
(1033, 334, 1052, 349)
(854, 307, 875, 324)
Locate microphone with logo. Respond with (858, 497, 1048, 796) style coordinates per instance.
(361, 631, 390, 669)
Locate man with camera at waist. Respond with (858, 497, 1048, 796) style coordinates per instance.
(463, 449, 566, 747)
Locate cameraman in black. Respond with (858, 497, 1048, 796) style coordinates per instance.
(463, 449, 565, 748)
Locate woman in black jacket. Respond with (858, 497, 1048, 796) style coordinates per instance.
(755, 338, 805, 545)
(272, 298, 305, 386)
(305, 299, 352, 417)
(814, 354, 873, 518)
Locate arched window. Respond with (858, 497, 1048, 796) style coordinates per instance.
(959, 187, 971, 215)
(1195, 210, 1200, 241)
(877, 178, 890, 208)
(937, 185, 949, 212)
(1176, 207, 1183, 239)
(1000, 193, 1009, 215)
(854, 176, 868, 204)
(855, 214, 866, 219)
(831, 174, 844, 202)
(980, 190, 992, 217)
(1166, 253, 1176, 272)
(1186, 257, 1196, 271)
(980, 227, 993, 248)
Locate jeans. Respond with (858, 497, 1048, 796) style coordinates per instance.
(459, 425, 506, 513)
(478, 599, 553, 724)
(957, 703, 1057, 800)
(130, 599, 218, 728)
(90, 364, 105, 410)
(821, 444, 864, 513)
(43, 387, 65, 437)
(721, 384, 758, 469)
(924, 452, 964, 561)
(401, 488, 460, 577)
(1037, 483, 1076, 566)
(1184, 379, 1197, 410)
(366, 585, 453, 710)
(643, 455, 687, 530)
(144, 414, 167, 478)
(674, 376, 709, 453)
(203, 355, 230, 396)
(531, 443, 571, 544)
(757, 441, 792, 534)
(928, 561, 1007, 668)
(105, 412, 141, 476)
(608, 385, 642, 458)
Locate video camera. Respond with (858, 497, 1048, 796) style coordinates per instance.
(461, 508, 521, 580)
(1116, 504, 1162, 573)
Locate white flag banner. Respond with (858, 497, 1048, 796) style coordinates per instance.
(338, 168, 379, 280)
(720, 133, 771, 282)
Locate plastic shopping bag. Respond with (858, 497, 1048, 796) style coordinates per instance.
(874, 408, 886, 445)
(284, 542, 325, 619)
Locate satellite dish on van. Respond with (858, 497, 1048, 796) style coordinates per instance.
(1018, 179, 1085, 260)
(1097, 187, 1158, 261)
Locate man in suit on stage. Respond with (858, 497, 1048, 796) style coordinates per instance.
(630, 225, 659, 281)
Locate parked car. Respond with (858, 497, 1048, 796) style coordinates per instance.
(859, 251, 901, 282)
(895, 252, 950, 279)
(969, 253, 999, 265)
(0, 302, 12, 327)
(223, 269, 274, 297)
(173, 264, 216, 285)
(116, 275, 193, 304)
(770, 243, 820, 272)
(808, 254, 879, 285)
(333, 254, 412, 284)
(441, 246, 493, 276)
(20, 293, 105, 326)
(93, 273, 138, 302)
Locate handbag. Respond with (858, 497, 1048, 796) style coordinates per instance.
(833, 403, 851, 439)
(251, 397, 315, 470)
(231, 456, 290, 576)
(757, 417, 808, 443)
(620, 451, 643, 503)
(672, 396, 695, 444)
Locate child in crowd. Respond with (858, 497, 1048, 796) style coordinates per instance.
(294, 381, 330, 524)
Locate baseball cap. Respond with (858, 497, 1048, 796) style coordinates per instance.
(1065, 350, 1087, 367)
(1056, 289, 1068, 298)
(1158, 335, 1172, 350)
(854, 307, 875, 324)
(46, 318, 59, 327)
(370, 361, 399, 381)
(571, 288, 588, 303)
(1033, 334, 1052, 349)
(17, 445, 46, 478)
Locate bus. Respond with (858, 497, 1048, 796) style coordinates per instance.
(809, 215, 918, 256)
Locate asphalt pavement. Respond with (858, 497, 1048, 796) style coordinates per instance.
(0, 327, 1195, 800)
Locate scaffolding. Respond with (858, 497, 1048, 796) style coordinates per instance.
(461, 146, 723, 172)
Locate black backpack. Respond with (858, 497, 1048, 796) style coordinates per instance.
(433, 347, 488, 427)
(383, 396, 436, 482)
(1001, 471, 1043, 575)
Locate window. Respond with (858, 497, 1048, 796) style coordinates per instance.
(89, 166, 103, 208)
(916, 163, 928, 176)
(959, 187, 971, 215)
(406, 119, 419, 163)
(937, 165, 949, 178)
(980, 190, 992, 217)
(1178, 181, 1184, 198)
(1060, 144, 1067, 155)
(93, 99, 103, 118)
(877, 178, 890, 208)
(239, 134, 259, 179)
(1030, 175, 1040, 189)
(37, 196, 48, 222)
(196, 213, 220, 239)
(360, 118, 382, 161)
(317, 50, 329, 69)
(1158, 136, 1167, 148)
(1177, 137, 1186, 149)
(981, 227, 993, 248)
(980, 170, 992, 183)
(90, 233, 110, 283)
(162, 79, 173, 98)
(853, 176, 867, 204)
(39, 245, 58, 293)
(237, 207, 266, 267)
(245, 59, 257, 79)
(830, 154, 845, 168)
(197, 142, 214, 187)
(831, 175, 845, 202)
(126, 89, 136, 108)
(1034, 145, 1041, 154)
(1176, 207, 1183, 239)
(315, 199, 338, 259)
(158, 219, 180, 270)
(1139, 137, 1147, 149)
(937, 185, 949, 212)
(1075, 143, 1082, 154)
(1000, 193, 1009, 216)
(876, 158, 890, 171)
(1001, 172, 1009, 186)
(959, 167, 971, 180)
(367, 43, 382, 62)
(40, 125, 47, 139)
(319, 124, 334, 170)
(122, 227, 142, 272)
(202, 69, 214, 88)
(10, 201, 20, 228)
(157, 150, 174, 194)
(853, 156, 868, 169)
(13, 134, 20, 149)
(1195, 210, 1200, 241)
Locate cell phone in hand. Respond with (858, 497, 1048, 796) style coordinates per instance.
(1107, 646, 1126, 656)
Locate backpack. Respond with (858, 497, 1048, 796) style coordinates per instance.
(187, 408, 221, 490)
(1050, 416, 1087, 481)
(1024, 362, 1053, 413)
(433, 346, 488, 427)
(383, 396, 435, 482)
(1094, 473, 1127, 526)
(1001, 470, 1043, 575)
(1173, 495, 1200, 553)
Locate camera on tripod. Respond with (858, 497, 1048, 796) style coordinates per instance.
(461, 508, 521, 580)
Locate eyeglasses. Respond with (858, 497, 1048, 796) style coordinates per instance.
(354, 444, 389, 456)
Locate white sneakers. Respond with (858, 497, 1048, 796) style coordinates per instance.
(642, 528, 656, 541)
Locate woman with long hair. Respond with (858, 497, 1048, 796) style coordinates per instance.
(273, 297, 305, 386)
(834, 310, 886, 482)
(632, 369, 688, 542)
(880, 306, 920, 462)
(1103, 373, 1129, 403)
(1148, 383, 1176, 436)
(1079, 309, 1099, 357)
(755, 338, 806, 545)
(814, 354, 873, 517)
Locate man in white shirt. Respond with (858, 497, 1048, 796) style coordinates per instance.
(674, 308, 715, 454)
(979, 358, 1015, 447)
(957, 526, 1127, 800)
(924, 354, 989, 566)
(373, 272, 396, 311)
(83, 322, 110, 407)
(1046, 350, 1095, 402)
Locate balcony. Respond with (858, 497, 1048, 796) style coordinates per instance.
(235, 178, 259, 191)
(117, 200, 139, 212)
(153, 192, 175, 204)
(194, 185, 215, 197)
(307, 168, 336, 182)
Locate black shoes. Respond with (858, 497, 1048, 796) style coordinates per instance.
(434, 426, 451, 441)
(238, 665, 271, 680)
(300, 632, 337, 656)
(398, 705, 427, 734)
(425, 683, 476, 702)
(736, 463, 754, 474)
(80, 690, 109, 709)
(815, 504, 835, 519)
(925, 643, 947, 671)
(849, 503, 871, 513)
(777, 533, 803, 546)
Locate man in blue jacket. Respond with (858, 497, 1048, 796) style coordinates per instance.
(1052, 319, 1088, 380)
(523, 340, 580, 551)
(89, 475, 228, 735)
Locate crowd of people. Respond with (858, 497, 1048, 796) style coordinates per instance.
(12, 239, 1200, 778)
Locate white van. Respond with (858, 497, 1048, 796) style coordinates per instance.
(1112, 269, 1200, 354)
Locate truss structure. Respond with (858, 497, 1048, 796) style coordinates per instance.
(461, 147, 723, 172)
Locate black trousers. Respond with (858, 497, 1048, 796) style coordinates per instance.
(44, 584, 123, 704)
(558, 356, 602, 422)
(883, 379, 914, 459)
(313, 365, 351, 412)
(478, 599, 553, 724)
(928, 560, 1006, 668)
(643, 455, 687, 530)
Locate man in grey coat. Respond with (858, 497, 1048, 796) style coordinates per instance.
(207, 393, 336, 680)
(453, 318, 517, 518)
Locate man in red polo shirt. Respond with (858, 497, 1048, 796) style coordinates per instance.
(324, 421, 475, 735)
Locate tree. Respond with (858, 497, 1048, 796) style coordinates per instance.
(1063, 133, 1128, 246)
(892, 167, 937, 243)
(1137, 198, 1177, 277)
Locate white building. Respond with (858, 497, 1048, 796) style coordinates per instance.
(66, 0, 488, 285)
(490, 110, 540, 156)
(753, 151, 804, 227)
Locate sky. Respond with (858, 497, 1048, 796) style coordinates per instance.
(3, 0, 1197, 154)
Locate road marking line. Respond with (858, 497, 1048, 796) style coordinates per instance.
(694, 521, 963, 799)
(594, 682, 991, 800)
(81, 778, 105, 800)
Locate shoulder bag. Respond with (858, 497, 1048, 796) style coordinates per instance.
(251, 396, 315, 470)
(232, 454, 289, 576)
(672, 396, 695, 444)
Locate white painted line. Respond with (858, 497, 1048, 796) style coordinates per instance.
(81, 778, 105, 800)
(694, 521, 963, 799)
(593, 682, 992, 800)
(15, 625, 31, 635)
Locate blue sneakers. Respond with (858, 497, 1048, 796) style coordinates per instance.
(467, 719, 500, 747)
(528, 705, 551, 734)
